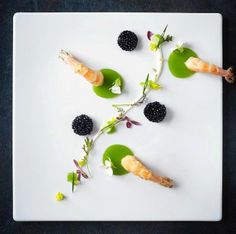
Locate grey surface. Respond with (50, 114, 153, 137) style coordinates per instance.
(0, 0, 236, 233)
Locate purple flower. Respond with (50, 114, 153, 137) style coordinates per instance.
(147, 31, 154, 40)
(120, 116, 141, 129)
(73, 159, 88, 179)
(126, 121, 132, 128)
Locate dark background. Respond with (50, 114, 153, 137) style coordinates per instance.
(1, 0, 236, 233)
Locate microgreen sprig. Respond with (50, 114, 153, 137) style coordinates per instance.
(79, 137, 93, 168)
(147, 25, 173, 52)
(142, 74, 150, 95)
(66, 26, 167, 194)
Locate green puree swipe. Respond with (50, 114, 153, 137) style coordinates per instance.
(103, 144, 134, 175)
(168, 48, 198, 78)
(93, 69, 123, 98)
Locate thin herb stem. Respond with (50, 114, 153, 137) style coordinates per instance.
(78, 48, 164, 173)
(70, 44, 165, 193)
(112, 103, 134, 107)
(87, 48, 164, 157)
(72, 172, 75, 192)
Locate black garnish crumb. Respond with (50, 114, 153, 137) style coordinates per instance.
(117, 30, 138, 51)
(144, 102, 166, 122)
(72, 114, 93, 135)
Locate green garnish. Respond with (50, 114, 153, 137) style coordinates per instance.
(140, 74, 161, 91)
(142, 74, 150, 95)
(65, 26, 168, 194)
(55, 192, 65, 201)
(101, 117, 117, 134)
(79, 137, 93, 167)
(67, 172, 79, 192)
(148, 25, 172, 52)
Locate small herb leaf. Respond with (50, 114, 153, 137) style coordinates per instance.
(130, 120, 141, 125)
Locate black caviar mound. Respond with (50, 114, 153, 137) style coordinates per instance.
(72, 114, 93, 135)
(144, 102, 166, 122)
(117, 30, 138, 51)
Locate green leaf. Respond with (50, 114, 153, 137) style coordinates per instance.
(165, 35, 173, 42)
(107, 126, 116, 134)
(178, 47, 184, 53)
(67, 172, 79, 185)
(114, 78, 121, 87)
(149, 42, 158, 51)
(152, 68, 158, 73)
(78, 159, 87, 167)
(151, 34, 161, 44)
(101, 117, 117, 134)
(148, 80, 161, 90)
(161, 25, 168, 36)
(142, 74, 149, 95)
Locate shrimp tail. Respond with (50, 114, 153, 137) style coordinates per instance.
(225, 66, 235, 84)
(185, 57, 235, 84)
(150, 175, 173, 188)
(59, 49, 104, 86)
(121, 155, 173, 188)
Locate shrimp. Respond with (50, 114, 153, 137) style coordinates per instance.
(59, 49, 104, 86)
(185, 57, 235, 83)
(121, 155, 173, 188)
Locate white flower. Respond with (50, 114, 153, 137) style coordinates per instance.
(110, 79, 122, 94)
(110, 85, 121, 94)
(170, 41, 186, 53)
(176, 41, 186, 48)
(103, 159, 113, 176)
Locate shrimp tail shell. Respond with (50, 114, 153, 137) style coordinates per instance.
(150, 175, 173, 188)
(225, 66, 235, 84)
(121, 155, 173, 188)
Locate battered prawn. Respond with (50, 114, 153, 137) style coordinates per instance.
(121, 155, 173, 188)
(185, 57, 235, 83)
(59, 49, 104, 86)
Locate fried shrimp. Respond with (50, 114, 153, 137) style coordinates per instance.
(185, 57, 235, 83)
(59, 49, 104, 86)
(121, 155, 173, 188)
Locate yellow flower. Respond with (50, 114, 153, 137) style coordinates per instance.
(55, 192, 65, 201)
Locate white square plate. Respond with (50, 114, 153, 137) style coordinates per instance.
(13, 13, 222, 221)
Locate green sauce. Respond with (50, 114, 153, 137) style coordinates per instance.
(103, 144, 134, 175)
(93, 69, 123, 98)
(168, 48, 198, 78)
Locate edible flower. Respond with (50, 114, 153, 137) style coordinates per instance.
(67, 160, 89, 192)
(170, 41, 186, 53)
(147, 25, 172, 52)
(117, 115, 141, 129)
(73, 159, 89, 180)
(103, 157, 115, 176)
(110, 79, 122, 94)
(55, 192, 65, 201)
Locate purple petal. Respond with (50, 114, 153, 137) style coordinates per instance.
(124, 116, 130, 121)
(82, 171, 89, 179)
(131, 120, 141, 126)
(73, 159, 81, 169)
(126, 121, 132, 128)
(147, 31, 154, 40)
(77, 170, 81, 181)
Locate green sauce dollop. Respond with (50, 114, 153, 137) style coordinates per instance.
(168, 48, 198, 78)
(103, 144, 134, 175)
(93, 69, 123, 98)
